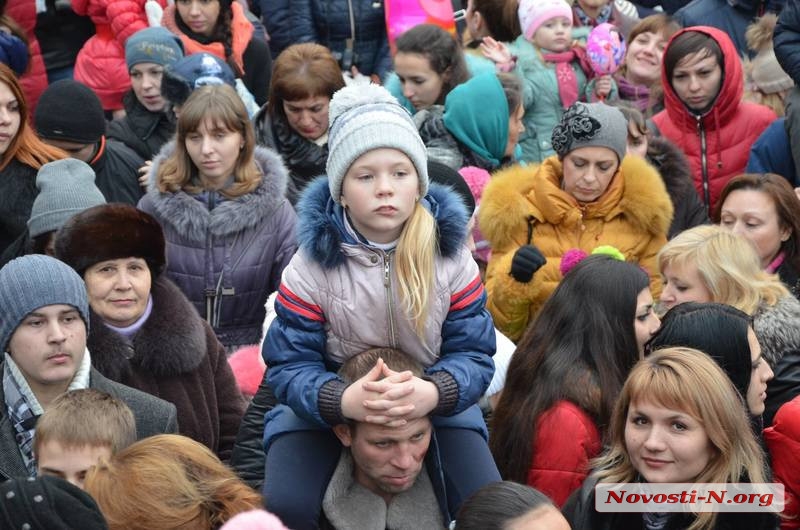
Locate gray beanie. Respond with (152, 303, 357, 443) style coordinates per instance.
(551, 102, 628, 162)
(27, 159, 107, 238)
(326, 84, 428, 204)
(125, 27, 184, 70)
(0, 255, 89, 352)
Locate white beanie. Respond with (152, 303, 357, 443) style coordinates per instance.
(325, 84, 429, 204)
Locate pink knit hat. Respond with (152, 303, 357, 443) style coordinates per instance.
(220, 510, 289, 530)
(458, 166, 491, 205)
(518, 0, 574, 41)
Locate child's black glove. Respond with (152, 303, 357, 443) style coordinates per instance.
(510, 244, 546, 283)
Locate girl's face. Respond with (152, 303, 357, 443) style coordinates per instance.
(176, 0, 220, 38)
(505, 105, 525, 158)
(625, 31, 668, 86)
(0, 80, 21, 156)
(659, 261, 713, 312)
(719, 189, 791, 268)
(184, 118, 244, 189)
(634, 288, 660, 357)
(561, 146, 619, 203)
(394, 52, 446, 110)
(533, 17, 572, 53)
(671, 50, 722, 113)
(625, 400, 713, 483)
(283, 95, 331, 141)
(340, 148, 420, 244)
(626, 123, 648, 159)
(746, 327, 773, 415)
(130, 62, 166, 112)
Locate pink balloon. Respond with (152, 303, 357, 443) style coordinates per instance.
(586, 23, 626, 76)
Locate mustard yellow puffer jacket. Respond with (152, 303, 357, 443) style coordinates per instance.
(479, 155, 673, 341)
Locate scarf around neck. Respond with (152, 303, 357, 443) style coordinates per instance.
(617, 75, 651, 112)
(3, 349, 92, 474)
(575, 3, 612, 26)
(542, 50, 581, 109)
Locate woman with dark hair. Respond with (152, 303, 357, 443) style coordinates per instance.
(386, 24, 486, 114)
(615, 14, 681, 115)
(715, 173, 800, 297)
(415, 72, 524, 171)
(647, 302, 774, 419)
(161, 0, 272, 105)
(454, 481, 569, 530)
(139, 84, 297, 350)
(653, 27, 776, 213)
(0, 63, 65, 255)
(55, 203, 246, 461)
(490, 253, 659, 506)
(254, 43, 345, 205)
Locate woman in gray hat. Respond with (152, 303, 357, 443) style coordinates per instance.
(479, 101, 673, 342)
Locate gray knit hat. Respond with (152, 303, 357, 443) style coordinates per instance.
(125, 27, 184, 71)
(0, 255, 89, 352)
(326, 84, 428, 204)
(27, 159, 107, 238)
(551, 102, 628, 162)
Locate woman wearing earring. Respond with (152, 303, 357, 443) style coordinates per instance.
(138, 84, 297, 350)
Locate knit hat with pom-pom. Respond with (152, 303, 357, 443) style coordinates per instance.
(325, 83, 428, 204)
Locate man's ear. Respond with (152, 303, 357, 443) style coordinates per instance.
(333, 423, 353, 447)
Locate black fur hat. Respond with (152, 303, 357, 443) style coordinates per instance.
(54, 203, 166, 277)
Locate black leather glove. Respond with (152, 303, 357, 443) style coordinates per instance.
(510, 244, 546, 283)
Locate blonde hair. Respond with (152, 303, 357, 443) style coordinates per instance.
(594, 347, 767, 530)
(84, 434, 261, 530)
(658, 225, 788, 314)
(33, 389, 136, 457)
(156, 85, 261, 199)
(396, 202, 437, 336)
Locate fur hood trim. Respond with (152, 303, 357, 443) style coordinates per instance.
(295, 177, 468, 269)
(754, 294, 800, 366)
(88, 276, 207, 378)
(746, 13, 778, 52)
(479, 155, 673, 251)
(144, 142, 290, 242)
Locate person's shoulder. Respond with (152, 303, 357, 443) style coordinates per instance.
(90, 369, 175, 417)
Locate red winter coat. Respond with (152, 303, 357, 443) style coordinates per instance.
(764, 396, 800, 530)
(527, 400, 602, 507)
(3, 0, 47, 115)
(73, 0, 165, 111)
(653, 26, 776, 213)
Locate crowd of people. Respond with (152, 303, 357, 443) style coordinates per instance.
(0, 0, 799, 529)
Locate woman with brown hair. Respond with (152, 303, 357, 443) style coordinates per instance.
(84, 434, 262, 530)
(254, 43, 345, 205)
(0, 63, 65, 255)
(138, 84, 297, 350)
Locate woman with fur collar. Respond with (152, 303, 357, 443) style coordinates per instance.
(479, 102, 673, 341)
(55, 204, 246, 461)
(138, 84, 298, 350)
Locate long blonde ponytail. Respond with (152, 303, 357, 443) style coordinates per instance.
(395, 202, 438, 337)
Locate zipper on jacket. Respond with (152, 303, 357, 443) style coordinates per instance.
(697, 117, 711, 211)
(383, 252, 398, 348)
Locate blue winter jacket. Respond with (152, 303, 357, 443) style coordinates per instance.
(262, 178, 495, 445)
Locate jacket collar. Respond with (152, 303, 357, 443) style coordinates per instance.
(145, 141, 290, 242)
(295, 177, 469, 269)
(88, 276, 207, 380)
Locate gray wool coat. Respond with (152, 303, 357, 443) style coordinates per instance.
(0, 368, 178, 481)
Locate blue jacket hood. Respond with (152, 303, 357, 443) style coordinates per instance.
(296, 177, 469, 269)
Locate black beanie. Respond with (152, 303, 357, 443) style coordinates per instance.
(34, 79, 106, 144)
(427, 160, 476, 215)
(0, 476, 108, 530)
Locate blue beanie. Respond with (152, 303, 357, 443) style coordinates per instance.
(0, 255, 89, 352)
(160, 53, 236, 106)
(0, 31, 28, 77)
(125, 27, 184, 70)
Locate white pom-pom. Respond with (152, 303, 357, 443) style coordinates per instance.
(328, 83, 400, 125)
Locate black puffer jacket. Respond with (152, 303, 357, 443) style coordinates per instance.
(91, 138, 145, 205)
(107, 91, 175, 161)
(0, 159, 39, 255)
(646, 136, 709, 239)
(291, 0, 392, 79)
(254, 106, 328, 205)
